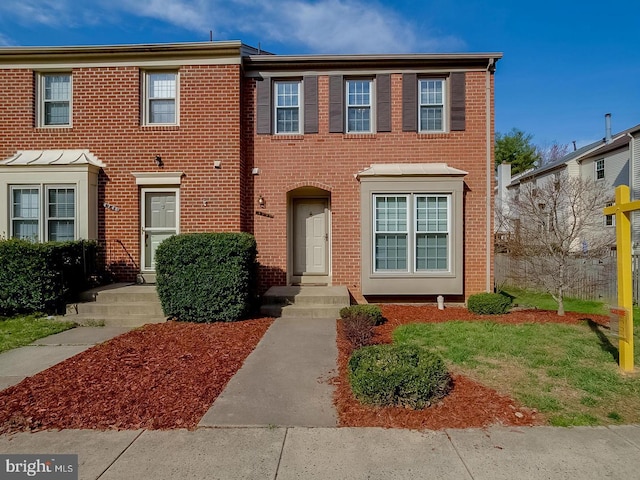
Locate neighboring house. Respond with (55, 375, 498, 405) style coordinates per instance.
(0, 42, 502, 303)
(497, 116, 640, 251)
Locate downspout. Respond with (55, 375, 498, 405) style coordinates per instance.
(485, 58, 496, 292)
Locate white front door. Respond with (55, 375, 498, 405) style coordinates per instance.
(141, 189, 179, 271)
(293, 199, 328, 275)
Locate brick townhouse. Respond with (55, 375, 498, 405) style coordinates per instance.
(0, 42, 501, 302)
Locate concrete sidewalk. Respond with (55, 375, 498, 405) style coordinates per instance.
(0, 327, 131, 391)
(200, 316, 337, 427)
(2, 425, 640, 479)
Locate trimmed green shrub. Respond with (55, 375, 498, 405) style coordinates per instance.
(467, 292, 512, 315)
(348, 344, 451, 409)
(0, 239, 98, 315)
(155, 232, 257, 322)
(342, 314, 375, 349)
(340, 304, 384, 326)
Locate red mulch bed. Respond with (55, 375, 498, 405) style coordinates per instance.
(334, 305, 609, 430)
(0, 319, 272, 435)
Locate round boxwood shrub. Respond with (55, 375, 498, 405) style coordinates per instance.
(467, 292, 512, 315)
(339, 304, 384, 326)
(348, 344, 451, 409)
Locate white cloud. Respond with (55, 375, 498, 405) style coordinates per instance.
(0, 0, 465, 53)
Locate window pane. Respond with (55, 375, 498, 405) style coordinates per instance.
(149, 99, 176, 124)
(44, 102, 70, 125)
(149, 73, 176, 98)
(276, 82, 299, 107)
(376, 196, 407, 232)
(416, 233, 448, 270)
(48, 220, 74, 242)
(48, 188, 75, 218)
(44, 75, 70, 101)
(347, 107, 370, 132)
(13, 189, 39, 219)
(375, 234, 407, 271)
(276, 107, 299, 133)
(420, 106, 443, 131)
(13, 220, 39, 241)
(347, 80, 370, 106)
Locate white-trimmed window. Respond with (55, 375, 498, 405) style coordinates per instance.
(274, 80, 301, 134)
(374, 194, 450, 273)
(418, 79, 444, 132)
(144, 71, 178, 125)
(11, 187, 40, 240)
(605, 201, 615, 227)
(346, 79, 373, 133)
(10, 185, 76, 241)
(47, 187, 75, 241)
(38, 73, 72, 127)
(595, 159, 605, 180)
(415, 195, 449, 270)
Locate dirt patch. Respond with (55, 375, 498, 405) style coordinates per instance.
(334, 305, 609, 430)
(0, 319, 272, 434)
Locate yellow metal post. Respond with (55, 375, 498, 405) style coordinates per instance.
(603, 185, 640, 372)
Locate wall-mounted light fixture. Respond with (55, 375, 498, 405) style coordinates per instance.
(258, 195, 265, 208)
(155, 155, 163, 168)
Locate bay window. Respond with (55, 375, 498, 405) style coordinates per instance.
(10, 185, 76, 241)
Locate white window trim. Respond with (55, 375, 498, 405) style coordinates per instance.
(273, 80, 303, 135)
(45, 185, 77, 242)
(346, 78, 374, 133)
(142, 70, 180, 126)
(37, 72, 72, 128)
(595, 159, 605, 181)
(418, 78, 446, 133)
(9, 184, 77, 242)
(604, 201, 615, 227)
(372, 193, 452, 274)
(10, 185, 41, 241)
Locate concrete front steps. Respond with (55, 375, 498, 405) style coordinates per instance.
(260, 286, 350, 319)
(64, 283, 166, 327)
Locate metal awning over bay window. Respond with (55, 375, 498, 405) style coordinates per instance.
(357, 163, 467, 296)
(0, 150, 104, 242)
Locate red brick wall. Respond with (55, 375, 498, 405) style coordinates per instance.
(0, 64, 243, 280)
(244, 72, 495, 301)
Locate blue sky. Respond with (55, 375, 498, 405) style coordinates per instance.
(0, 0, 637, 149)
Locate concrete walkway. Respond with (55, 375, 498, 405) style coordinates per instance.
(199, 316, 337, 427)
(2, 425, 640, 479)
(0, 327, 131, 390)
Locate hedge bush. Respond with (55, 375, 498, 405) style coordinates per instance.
(348, 344, 452, 409)
(342, 314, 375, 349)
(0, 239, 98, 315)
(467, 292, 512, 315)
(155, 232, 257, 322)
(340, 304, 384, 326)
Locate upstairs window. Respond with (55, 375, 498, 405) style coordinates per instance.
(595, 159, 605, 180)
(144, 71, 178, 125)
(346, 79, 373, 133)
(38, 73, 71, 127)
(605, 201, 615, 227)
(419, 79, 445, 132)
(274, 81, 301, 134)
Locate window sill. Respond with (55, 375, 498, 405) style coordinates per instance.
(140, 125, 180, 131)
(271, 134, 304, 141)
(369, 271, 455, 278)
(342, 133, 377, 139)
(416, 132, 453, 139)
(35, 126, 73, 131)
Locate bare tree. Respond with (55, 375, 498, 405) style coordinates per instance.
(537, 141, 570, 165)
(501, 173, 613, 315)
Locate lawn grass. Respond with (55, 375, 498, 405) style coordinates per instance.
(0, 315, 75, 354)
(393, 319, 640, 426)
(500, 286, 609, 316)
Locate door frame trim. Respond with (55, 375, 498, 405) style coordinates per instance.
(288, 195, 331, 284)
(140, 187, 180, 272)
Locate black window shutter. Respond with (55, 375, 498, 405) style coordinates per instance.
(304, 75, 318, 134)
(376, 74, 391, 132)
(256, 77, 271, 135)
(450, 72, 466, 131)
(402, 73, 417, 132)
(329, 75, 344, 133)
